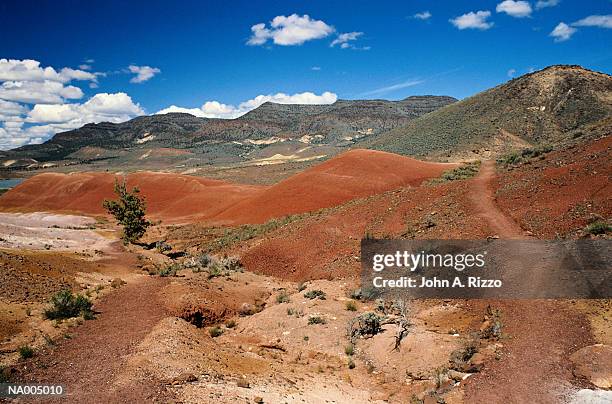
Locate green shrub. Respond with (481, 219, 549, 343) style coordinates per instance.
(586, 220, 611, 235)
(276, 291, 290, 304)
(348, 312, 384, 342)
(102, 180, 150, 244)
(308, 316, 326, 325)
(348, 359, 355, 369)
(225, 319, 237, 328)
(18, 345, 34, 359)
(345, 344, 355, 356)
(304, 290, 326, 300)
(429, 161, 481, 184)
(497, 145, 553, 166)
(158, 264, 179, 277)
(349, 287, 380, 301)
(345, 301, 357, 311)
(44, 290, 93, 320)
(209, 326, 224, 337)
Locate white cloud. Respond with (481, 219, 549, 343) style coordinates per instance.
(450, 11, 494, 30)
(535, 0, 560, 10)
(0, 80, 84, 104)
(496, 1, 532, 18)
(247, 14, 335, 46)
(0, 59, 97, 83)
(128, 65, 161, 83)
(549, 15, 612, 42)
(78, 64, 92, 71)
(311, 66, 321, 71)
(550, 22, 577, 41)
(156, 91, 338, 119)
(330, 32, 366, 49)
(0, 99, 28, 118)
(413, 11, 432, 20)
(507, 68, 517, 77)
(0, 59, 145, 150)
(572, 15, 612, 29)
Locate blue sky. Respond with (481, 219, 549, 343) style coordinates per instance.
(0, 1, 610, 149)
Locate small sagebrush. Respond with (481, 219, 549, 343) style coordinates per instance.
(18, 346, 34, 359)
(308, 316, 326, 325)
(304, 290, 326, 300)
(44, 290, 93, 320)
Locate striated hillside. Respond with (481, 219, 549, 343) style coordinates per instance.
(364, 65, 612, 157)
(0, 149, 455, 224)
(0, 96, 455, 166)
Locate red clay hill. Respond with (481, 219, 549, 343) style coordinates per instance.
(0, 149, 457, 224)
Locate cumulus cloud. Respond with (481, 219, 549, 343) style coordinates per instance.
(0, 80, 84, 104)
(496, 1, 532, 18)
(507, 68, 517, 77)
(156, 91, 338, 119)
(0, 59, 98, 83)
(549, 14, 612, 42)
(535, 0, 560, 10)
(128, 65, 161, 83)
(247, 14, 335, 46)
(450, 11, 494, 30)
(0, 59, 145, 149)
(413, 11, 432, 20)
(330, 32, 367, 49)
(572, 15, 612, 29)
(550, 22, 577, 41)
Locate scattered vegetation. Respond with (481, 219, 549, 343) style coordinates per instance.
(102, 179, 150, 244)
(348, 359, 355, 369)
(158, 263, 180, 277)
(18, 345, 34, 359)
(225, 319, 237, 328)
(304, 290, 326, 300)
(276, 291, 290, 304)
(44, 290, 93, 320)
(308, 316, 326, 325)
(183, 254, 243, 278)
(297, 282, 307, 292)
(345, 301, 357, 311)
(349, 287, 381, 302)
(585, 220, 611, 235)
(497, 144, 553, 166)
(428, 161, 481, 184)
(344, 344, 355, 356)
(209, 326, 224, 338)
(347, 312, 384, 342)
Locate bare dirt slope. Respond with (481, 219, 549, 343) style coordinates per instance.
(15, 275, 174, 403)
(0, 149, 456, 225)
(214, 149, 457, 224)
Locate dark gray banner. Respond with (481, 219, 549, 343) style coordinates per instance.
(361, 239, 611, 299)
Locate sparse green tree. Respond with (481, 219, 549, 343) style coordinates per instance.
(103, 180, 150, 244)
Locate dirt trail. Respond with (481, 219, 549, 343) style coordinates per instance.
(463, 161, 593, 403)
(469, 160, 527, 239)
(15, 275, 173, 403)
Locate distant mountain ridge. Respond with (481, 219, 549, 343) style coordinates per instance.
(0, 96, 456, 165)
(363, 65, 612, 157)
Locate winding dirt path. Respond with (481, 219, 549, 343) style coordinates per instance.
(15, 275, 174, 403)
(468, 160, 527, 239)
(463, 160, 593, 403)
